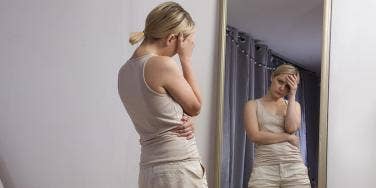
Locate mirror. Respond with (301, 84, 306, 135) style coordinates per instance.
(216, 0, 331, 187)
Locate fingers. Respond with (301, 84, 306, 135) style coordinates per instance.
(185, 33, 194, 41)
(171, 124, 192, 133)
(295, 141, 300, 147)
(286, 78, 294, 88)
(178, 120, 194, 139)
(181, 114, 191, 122)
(287, 76, 294, 84)
(171, 115, 195, 138)
(293, 136, 300, 147)
(287, 75, 298, 87)
(177, 33, 184, 48)
(180, 33, 195, 47)
(186, 134, 194, 140)
(178, 32, 184, 41)
(175, 130, 194, 140)
(176, 126, 193, 133)
(290, 140, 299, 147)
(288, 135, 299, 147)
(174, 126, 194, 139)
(178, 130, 194, 138)
(187, 34, 195, 46)
(288, 74, 298, 83)
(287, 75, 295, 82)
(181, 119, 195, 133)
(171, 129, 192, 137)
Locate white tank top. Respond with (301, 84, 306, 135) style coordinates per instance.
(254, 99, 304, 166)
(118, 54, 200, 166)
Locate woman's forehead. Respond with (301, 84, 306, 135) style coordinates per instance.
(275, 73, 290, 79)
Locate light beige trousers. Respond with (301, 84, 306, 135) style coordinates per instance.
(139, 160, 208, 188)
(248, 163, 311, 188)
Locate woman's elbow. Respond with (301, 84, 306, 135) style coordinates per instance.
(244, 127, 260, 143)
(185, 102, 201, 116)
(248, 134, 260, 143)
(285, 125, 298, 134)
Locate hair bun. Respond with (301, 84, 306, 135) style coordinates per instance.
(129, 32, 145, 45)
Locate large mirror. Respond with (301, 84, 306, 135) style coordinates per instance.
(216, 0, 331, 188)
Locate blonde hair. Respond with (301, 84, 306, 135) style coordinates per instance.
(272, 64, 300, 79)
(129, 2, 195, 45)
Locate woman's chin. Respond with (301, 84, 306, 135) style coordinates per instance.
(274, 93, 283, 98)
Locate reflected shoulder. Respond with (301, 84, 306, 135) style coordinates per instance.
(245, 100, 257, 108)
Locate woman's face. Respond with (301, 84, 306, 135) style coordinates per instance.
(270, 74, 291, 98)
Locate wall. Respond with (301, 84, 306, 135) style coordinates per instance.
(123, 1, 141, 187)
(0, 0, 131, 187)
(0, 0, 218, 187)
(328, 0, 376, 187)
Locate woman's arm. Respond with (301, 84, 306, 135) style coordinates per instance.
(165, 33, 202, 116)
(284, 74, 302, 133)
(284, 96, 301, 133)
(177, 33, 202, 105)
(145, 57, 201, 116)
(144, 34, 201, 116)
(244, 101, 298, 146)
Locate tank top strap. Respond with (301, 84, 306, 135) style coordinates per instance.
(255, 99, 264, 122)
(141, 53, 156, 63)
(255, 99, 260, 112)
(141, 53, 167, 97)
(128, 53, 156, 64)
(255, 99, 264, 112)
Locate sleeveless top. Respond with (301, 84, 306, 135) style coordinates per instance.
(118, 54, 200, 166)
(253, 99, 303, 167)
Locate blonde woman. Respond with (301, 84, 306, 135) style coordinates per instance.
(118, 2, 207, 188)
(244, 64, 311, 187)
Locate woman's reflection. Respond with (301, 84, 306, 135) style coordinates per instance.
(244, 64, 311, 188)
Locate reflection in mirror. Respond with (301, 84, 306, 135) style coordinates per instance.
(220, 0, 324, 188)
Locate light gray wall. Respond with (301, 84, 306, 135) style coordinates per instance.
(123, 1, 141, 188)
(328, 0, 376, 187)
(0, 0, 130, 187)
(0, 0, 219, 187)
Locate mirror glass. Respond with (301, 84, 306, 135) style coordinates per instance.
(220, 0, 324, 188)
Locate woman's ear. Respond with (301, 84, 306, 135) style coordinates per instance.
(166, 33, 177, 46)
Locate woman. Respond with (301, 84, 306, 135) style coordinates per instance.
(118, 2, 207, 188)
(244, 64, 311, 188)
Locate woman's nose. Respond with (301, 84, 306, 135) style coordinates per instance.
(280, 86, 286, 91)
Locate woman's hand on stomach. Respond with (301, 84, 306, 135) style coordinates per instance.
(171, 114, 195, 140)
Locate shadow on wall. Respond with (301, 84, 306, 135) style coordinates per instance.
(0, 155, 15, 188)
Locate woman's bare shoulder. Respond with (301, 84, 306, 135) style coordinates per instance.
(245, 99, 259, 108)
(147, 56, 179, 72)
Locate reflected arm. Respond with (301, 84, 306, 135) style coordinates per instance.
(244, 101, 293, 145)
(284, 96, 301, 134)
